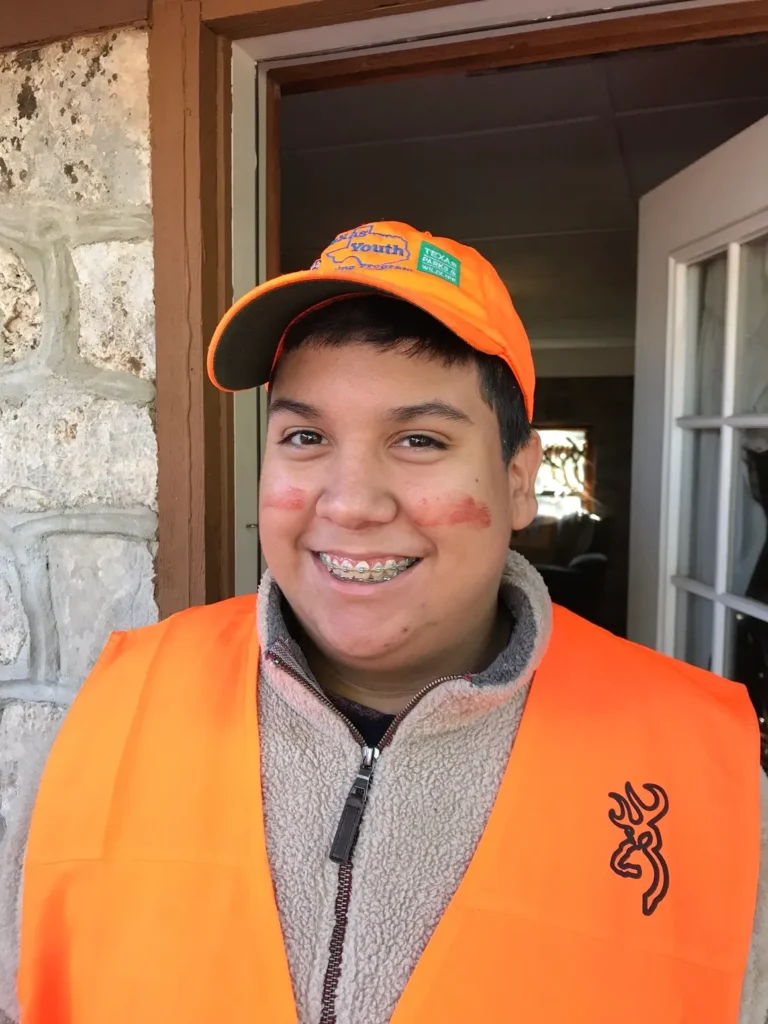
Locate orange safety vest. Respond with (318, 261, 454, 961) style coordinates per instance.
(19, 598, 760, 1023)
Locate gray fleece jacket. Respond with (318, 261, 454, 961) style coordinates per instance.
(1, 552, 767, 1023)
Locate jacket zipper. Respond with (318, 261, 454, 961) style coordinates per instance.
(267, 639, 463, 1024)
(329, 744, 379, 864)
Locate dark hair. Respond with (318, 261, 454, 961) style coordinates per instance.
(272, 295, 531, 463)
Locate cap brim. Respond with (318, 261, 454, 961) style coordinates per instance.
(208, 273, 417, 393)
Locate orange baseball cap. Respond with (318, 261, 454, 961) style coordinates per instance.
(207, 221, 535, 418)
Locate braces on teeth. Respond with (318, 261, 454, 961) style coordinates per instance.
(318, 553, 419, 583)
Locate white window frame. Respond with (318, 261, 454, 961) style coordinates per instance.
(659, 211, 768, 670)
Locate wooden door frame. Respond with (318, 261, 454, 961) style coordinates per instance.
(268, 1, 768, 93)
(4, 0, 768, 617)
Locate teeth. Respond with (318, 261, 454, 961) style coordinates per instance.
(318, 554, 419, 583)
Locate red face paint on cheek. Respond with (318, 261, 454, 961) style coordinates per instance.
(412, 494, 492, 529)
(447, 496, 493, 528)
(262, 486, 307, 512)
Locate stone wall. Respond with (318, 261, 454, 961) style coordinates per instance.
(0, 29, 157, 855)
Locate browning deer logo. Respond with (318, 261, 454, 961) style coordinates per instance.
(608, 782, 670, 916)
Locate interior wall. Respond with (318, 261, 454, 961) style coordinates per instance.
(533, 345, 635, 377)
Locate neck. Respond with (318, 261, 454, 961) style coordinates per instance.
(296, 600, 511, 715)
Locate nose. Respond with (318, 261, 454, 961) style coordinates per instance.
(315, 449, 398, 530)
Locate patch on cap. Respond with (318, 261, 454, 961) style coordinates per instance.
(417, 241, 461, 286)
(319, 225, 412, 272)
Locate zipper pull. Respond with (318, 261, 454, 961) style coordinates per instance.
(330, 746, 379, 864)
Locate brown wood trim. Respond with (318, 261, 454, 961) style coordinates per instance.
(150, 0, 234, 616)
(202, 24, 236, 605)
(201, 0, 470, 39)
(272, 0, 768, 93)
(0, 0, 149, 54)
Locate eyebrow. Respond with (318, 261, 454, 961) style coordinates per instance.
(267, 397, 473, 426)
(386, 401, 473, 425)
(268, 398, 322, 420)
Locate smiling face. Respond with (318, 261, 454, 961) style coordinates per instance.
(260, 341, 541, 676)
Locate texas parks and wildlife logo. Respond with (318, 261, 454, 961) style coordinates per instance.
(608, 782, 670, 916)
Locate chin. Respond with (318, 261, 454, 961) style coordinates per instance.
(310, 614, 414, 667)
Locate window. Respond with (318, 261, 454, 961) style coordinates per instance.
(665, 234, 768, 763)
(536, 428, 592, 520)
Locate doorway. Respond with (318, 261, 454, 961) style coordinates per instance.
(230, 8, 768, 732)
(271, 34, 768, 639)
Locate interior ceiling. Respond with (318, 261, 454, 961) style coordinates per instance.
(280, 35, 768, 348)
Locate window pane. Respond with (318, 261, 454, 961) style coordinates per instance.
(729, 429, 768, 599)
(535, 429, 589, 520)
(675, 589, 714, 671)
(677, 428, 719, 586)
(735, 234, 768, 415)
(684, 252, 727, 417)
(725, 608, 768, 770)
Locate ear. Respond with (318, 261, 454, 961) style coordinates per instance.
(507, 431, 542, 531)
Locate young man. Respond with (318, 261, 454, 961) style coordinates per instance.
(2, 222, 767, 1023)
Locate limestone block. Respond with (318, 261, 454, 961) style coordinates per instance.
(73, 239, 155, 380)
(48, 534, 157, 684)
(0, 244, 41, 366)
(0, 552, 29, 675)
(0, 30, 149, 205)
(0, 701, 65, 826)
(0, 387, 157, 511)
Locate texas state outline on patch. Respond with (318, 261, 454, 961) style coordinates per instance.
(323, 225, 411, 269)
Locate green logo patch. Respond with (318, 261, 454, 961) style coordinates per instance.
(417, 241, 461, 286)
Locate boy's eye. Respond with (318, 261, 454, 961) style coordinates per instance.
(396, 434, 447, 450)
(282, 430, 325, 447)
